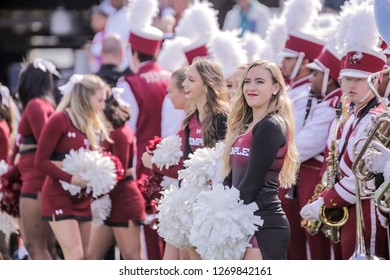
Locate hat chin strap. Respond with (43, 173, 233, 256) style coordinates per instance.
(321, 69, 330, 98)
(358, 78, 378, 104)
(289, 52, 305, 81)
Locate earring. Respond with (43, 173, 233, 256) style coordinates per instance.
(272, 91, 278, 96)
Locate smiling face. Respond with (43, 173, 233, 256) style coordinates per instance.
(90, 88, 107, 113)
(182, 64, 206, 104)
(243, 65, 279, 112)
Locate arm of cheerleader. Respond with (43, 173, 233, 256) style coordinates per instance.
(223, 171, 232, 188)
(151, 160, 182, 178)
(216, 114, 228, 142)
(34, 112, 73, 183)
(238, 119, 286, 205)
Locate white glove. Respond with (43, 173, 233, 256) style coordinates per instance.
(364, 141, 390, 174)
(376, 208, 389, 229)
(300, 197, 324, 221)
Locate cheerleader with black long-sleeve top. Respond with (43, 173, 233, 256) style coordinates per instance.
(35, 74, 111, 260)
(222, 60, 300, 260)
(86, 88, 145, 260)
(181, 58, 229, 259)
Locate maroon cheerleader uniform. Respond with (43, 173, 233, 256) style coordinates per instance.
(18, 98, 54, 198)
(102, 124, 145, 227)
(35, 111, 92, 221)
(225, 116, 290, 260)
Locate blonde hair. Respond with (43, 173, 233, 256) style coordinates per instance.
(56, 74, 110, 149)
(223, 60, 300, 188)
(184, 58, 229, 147)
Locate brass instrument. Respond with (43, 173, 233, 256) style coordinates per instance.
(348, 68, 390, 260)
(301, 102, 349, 243)
(375, 177, 390, 213)
(350, 141, 381, 260)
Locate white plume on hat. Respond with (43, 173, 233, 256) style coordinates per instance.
(241, 32, 264, 62)
(175, 0, 219, 43)
(314, 13, 339, 39)
(334, 0, 380, 56)
(157, 36, 192, 72)
(281, 0, 322, 34)
(127, 0, 159, 30)
(207, 30, 248, 78)
(259, 17, 288, 63)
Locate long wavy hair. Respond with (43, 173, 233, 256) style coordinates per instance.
(56, 74, 110, 149)
(184, 58, 229, 147)
(223, 60, 300, 188)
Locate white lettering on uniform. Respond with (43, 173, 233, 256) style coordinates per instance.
(140, 71, 171, 83)
(196, 129, 202, 134)
(230, 147, 250, 156)
(189, 137, 203, 146)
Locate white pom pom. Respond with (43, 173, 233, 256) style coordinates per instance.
(156, 185, 197, 248)
(189, 183, 263, 260)
(0, 211, 19, 235)
(178, 142, 225, 188)
(91, 195, 112, 227)
(160, 176, 178, 190)
(60, 148, 117, 197)
(152, 135, 183, 170)
(0, 160, 8, 176)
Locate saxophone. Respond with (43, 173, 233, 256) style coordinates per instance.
(301, 101, 349, 243)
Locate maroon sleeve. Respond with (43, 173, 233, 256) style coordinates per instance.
(34, 112, 73, 183)
(0, 122, 9, 162)
(111, 128, 130, 169)
(25, 99, 53, 142)
(152, 161, 182, 178)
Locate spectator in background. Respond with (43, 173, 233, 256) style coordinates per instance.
(105, 0, 132, 71)
(322, 0, 346, 13)
(95, 33, 132, 87)
(223, 0, 271, 38)
(88, 2, 115, 73)
(209, 0, 236, 28)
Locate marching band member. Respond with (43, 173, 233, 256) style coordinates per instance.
(295, 42, 344, 259)
(300, 0, 389, 259)
(277, 0, 326, 259)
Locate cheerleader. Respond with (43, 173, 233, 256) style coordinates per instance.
(86, 88, 145, 260)
(35, 74, 110, 260)
(141, 67, 191, 260)
(222, 60, 300, 260)
(17, 59, 60, 259)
